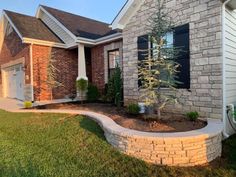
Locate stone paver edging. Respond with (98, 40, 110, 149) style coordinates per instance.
(14, 109, 223, 167)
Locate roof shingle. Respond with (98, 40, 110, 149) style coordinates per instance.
(42, 6, 115, 39)
(5, 10, 63, 43)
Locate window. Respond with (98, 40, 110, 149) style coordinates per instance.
(137, 24, 190, 89)
(108, 49, 120, 78)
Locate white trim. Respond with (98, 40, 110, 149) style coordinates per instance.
(23, 38, 67, 48)
(30, 44, 34, 102)
(222, 0, 233, 138)
(112, 0, 134, 29)
(111, 0, 144, 30)
(37, 6, 77, 41)
(2, 11, 23, 40)
(77, 33, 123, 45)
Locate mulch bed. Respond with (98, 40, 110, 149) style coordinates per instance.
(34, 102, 207, 133)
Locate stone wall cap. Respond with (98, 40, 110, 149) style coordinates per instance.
(20, 109, 223, 140)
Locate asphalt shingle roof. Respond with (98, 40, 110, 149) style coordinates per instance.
(5, 10, 63, 43)
(42, 6, 116, 40)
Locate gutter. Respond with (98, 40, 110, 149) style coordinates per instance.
(222, 0, 232, 138)
(76, 32, 123, 46)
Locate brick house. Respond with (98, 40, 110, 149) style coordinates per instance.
(0, 1, 236, 135)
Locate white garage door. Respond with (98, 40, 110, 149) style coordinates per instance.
(5, 64, 24, 100)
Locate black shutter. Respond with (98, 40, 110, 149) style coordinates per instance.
(137, 35, 149, 87)
(174, 24, 190, 89)
(138, 35, 149, 60)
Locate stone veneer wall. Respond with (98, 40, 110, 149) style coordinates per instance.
(122, 0, 223, 119)
(105, 127, 222, 166)
(76, 111, 222, 167)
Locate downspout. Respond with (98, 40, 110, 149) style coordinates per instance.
(222, 0, 232, 138)
(30, 44, 34, 102)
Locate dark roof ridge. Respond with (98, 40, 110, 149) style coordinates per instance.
(40, 5, 110, 25)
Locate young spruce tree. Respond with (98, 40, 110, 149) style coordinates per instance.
(138, 0, 181, 118)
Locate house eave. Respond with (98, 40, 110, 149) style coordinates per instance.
(76, 33, 123, 46)
(111, 0, 144, 30)
(227, 0, 236, 9)
(23, 38, 67, 48)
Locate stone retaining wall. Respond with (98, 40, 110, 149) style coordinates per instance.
(104, 129, 222, 166)
(14, 109, 223, 167)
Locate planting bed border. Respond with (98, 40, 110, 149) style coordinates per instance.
(84, 111, 223, 166)
(19, 109, 223, 167)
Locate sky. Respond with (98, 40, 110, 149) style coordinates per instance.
(0, 0, 127, 23)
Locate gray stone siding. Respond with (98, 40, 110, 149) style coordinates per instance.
(123, 0, 223, 119)
(105, 129, 222, 166)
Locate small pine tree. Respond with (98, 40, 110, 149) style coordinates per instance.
(138, 0, 182, 118)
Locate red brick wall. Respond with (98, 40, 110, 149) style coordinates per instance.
(91, 40, 123, 94)
(91, 44, 105, 93)
(0, 30, 30, 85)
(32, 45, 78, 101)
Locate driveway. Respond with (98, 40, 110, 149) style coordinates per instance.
(0, 98, 24, 111)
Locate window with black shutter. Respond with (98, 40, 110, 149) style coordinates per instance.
(173, 24, 190, 89)
(137, 24, 190, 89)
(137, 35, 149, 87)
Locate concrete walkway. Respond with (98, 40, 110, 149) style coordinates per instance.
(0, 98, 24, 111)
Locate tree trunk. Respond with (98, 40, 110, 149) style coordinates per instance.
(157, 108, 161, 119)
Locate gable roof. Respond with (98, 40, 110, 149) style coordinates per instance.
(4, 10, 63, 43)
(41, 5, 113, 40)
(111, 0, 144, 30)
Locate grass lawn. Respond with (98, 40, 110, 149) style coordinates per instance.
(0, 110, 235, 177)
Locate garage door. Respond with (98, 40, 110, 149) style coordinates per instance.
(5, 64, 24, 100)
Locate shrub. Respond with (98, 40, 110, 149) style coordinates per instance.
(24, 101, 32, 109)
(76, 79, 88, 92)
(186, 111, 199, 121)
(76, 79, 88, 103)
(126, 103, 140, 115)
(87, 84, 100, 102)
(105, 66, 123, 107)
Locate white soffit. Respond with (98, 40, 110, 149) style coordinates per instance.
(228, 0, 236, 10)
(112, 0, 144, 30)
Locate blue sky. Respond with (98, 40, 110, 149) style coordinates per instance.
(0, 0, 127, 23)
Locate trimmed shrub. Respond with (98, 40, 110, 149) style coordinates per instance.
(186, 111, 199, 121)
(87, 84, 100, 102)
(126, 103, 140, 115)
(24, 101, 32, 109)
(105, 66, 123, 107)
(76, 79, 88, 92)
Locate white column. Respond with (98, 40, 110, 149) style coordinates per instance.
(77, 43, 88, 81)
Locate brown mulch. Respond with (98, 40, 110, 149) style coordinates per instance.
(34, 102, 207, 133)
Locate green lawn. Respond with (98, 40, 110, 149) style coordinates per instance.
(0, 110, 235, 177)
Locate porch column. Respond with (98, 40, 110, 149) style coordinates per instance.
(77, 43, 88, 81)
